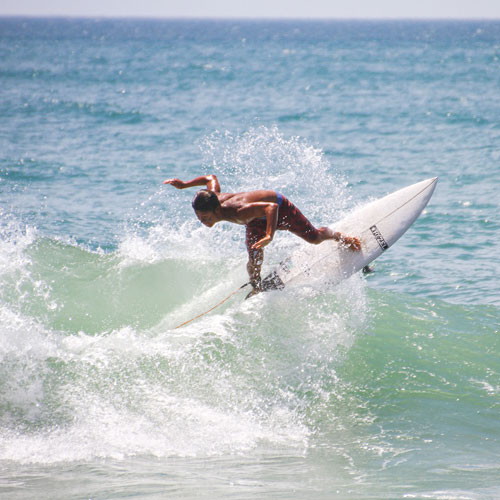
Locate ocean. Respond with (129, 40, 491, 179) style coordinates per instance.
(0, 17, 499, 499)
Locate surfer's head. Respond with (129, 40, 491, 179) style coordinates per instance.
(192, 189, 221, 227)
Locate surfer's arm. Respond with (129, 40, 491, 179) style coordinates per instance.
(163, 175, 221, 193)
(241, 202, 278, 251)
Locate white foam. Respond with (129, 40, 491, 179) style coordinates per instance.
(0, 319, 310, 464)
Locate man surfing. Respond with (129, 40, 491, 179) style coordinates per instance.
(164, 175, 361, 295)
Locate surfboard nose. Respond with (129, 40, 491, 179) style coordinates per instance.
(422, 177, 438, 202)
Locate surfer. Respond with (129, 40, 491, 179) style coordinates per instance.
(164, 175, 361, 294)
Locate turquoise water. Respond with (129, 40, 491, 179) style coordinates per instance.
(1, 18, 499, 499)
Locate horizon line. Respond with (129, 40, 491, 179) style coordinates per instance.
(1, 14, 500, 22)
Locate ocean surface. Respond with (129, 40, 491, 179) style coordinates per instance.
(1, 17, 499, 499)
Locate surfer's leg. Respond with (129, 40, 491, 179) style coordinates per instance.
(245, 221, 266, 289)
(278, 197, 361, 249)
(277, 197, 325, 244)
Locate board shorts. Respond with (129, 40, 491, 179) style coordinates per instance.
(245, 192, 320, 256)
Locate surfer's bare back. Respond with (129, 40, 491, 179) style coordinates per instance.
(164, 175, 361, 294)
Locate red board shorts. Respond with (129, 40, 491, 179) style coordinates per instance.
(245, 192, 320, 257)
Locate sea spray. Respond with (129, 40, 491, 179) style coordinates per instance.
(200, 125, 352, 222)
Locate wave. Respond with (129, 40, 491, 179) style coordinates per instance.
(0, 214, 363, 463)
(0, 216, 498, 467)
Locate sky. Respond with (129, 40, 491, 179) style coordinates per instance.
(1, 0, 500, 19)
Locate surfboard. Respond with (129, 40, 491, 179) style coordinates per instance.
(174, 177, 437, 327)
(259, 177, 438, 292)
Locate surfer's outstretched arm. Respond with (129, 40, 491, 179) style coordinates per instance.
(164, 175, 221, 193)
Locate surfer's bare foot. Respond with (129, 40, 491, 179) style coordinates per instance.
(330, 231, 361, 251)
(316, 228, 361, 250)
(342, 235, 362, 251)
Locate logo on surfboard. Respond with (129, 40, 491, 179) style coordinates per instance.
(370, 225, 389, 251)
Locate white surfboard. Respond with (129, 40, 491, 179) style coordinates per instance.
(260, 177, 438, 291)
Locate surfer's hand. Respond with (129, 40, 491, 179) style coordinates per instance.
(341, 235, 362, 251)
(251, 235, 272, 250)
(163, 178, 185, 189)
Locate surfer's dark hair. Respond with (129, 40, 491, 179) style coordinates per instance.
(192, 189, 220, 212)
